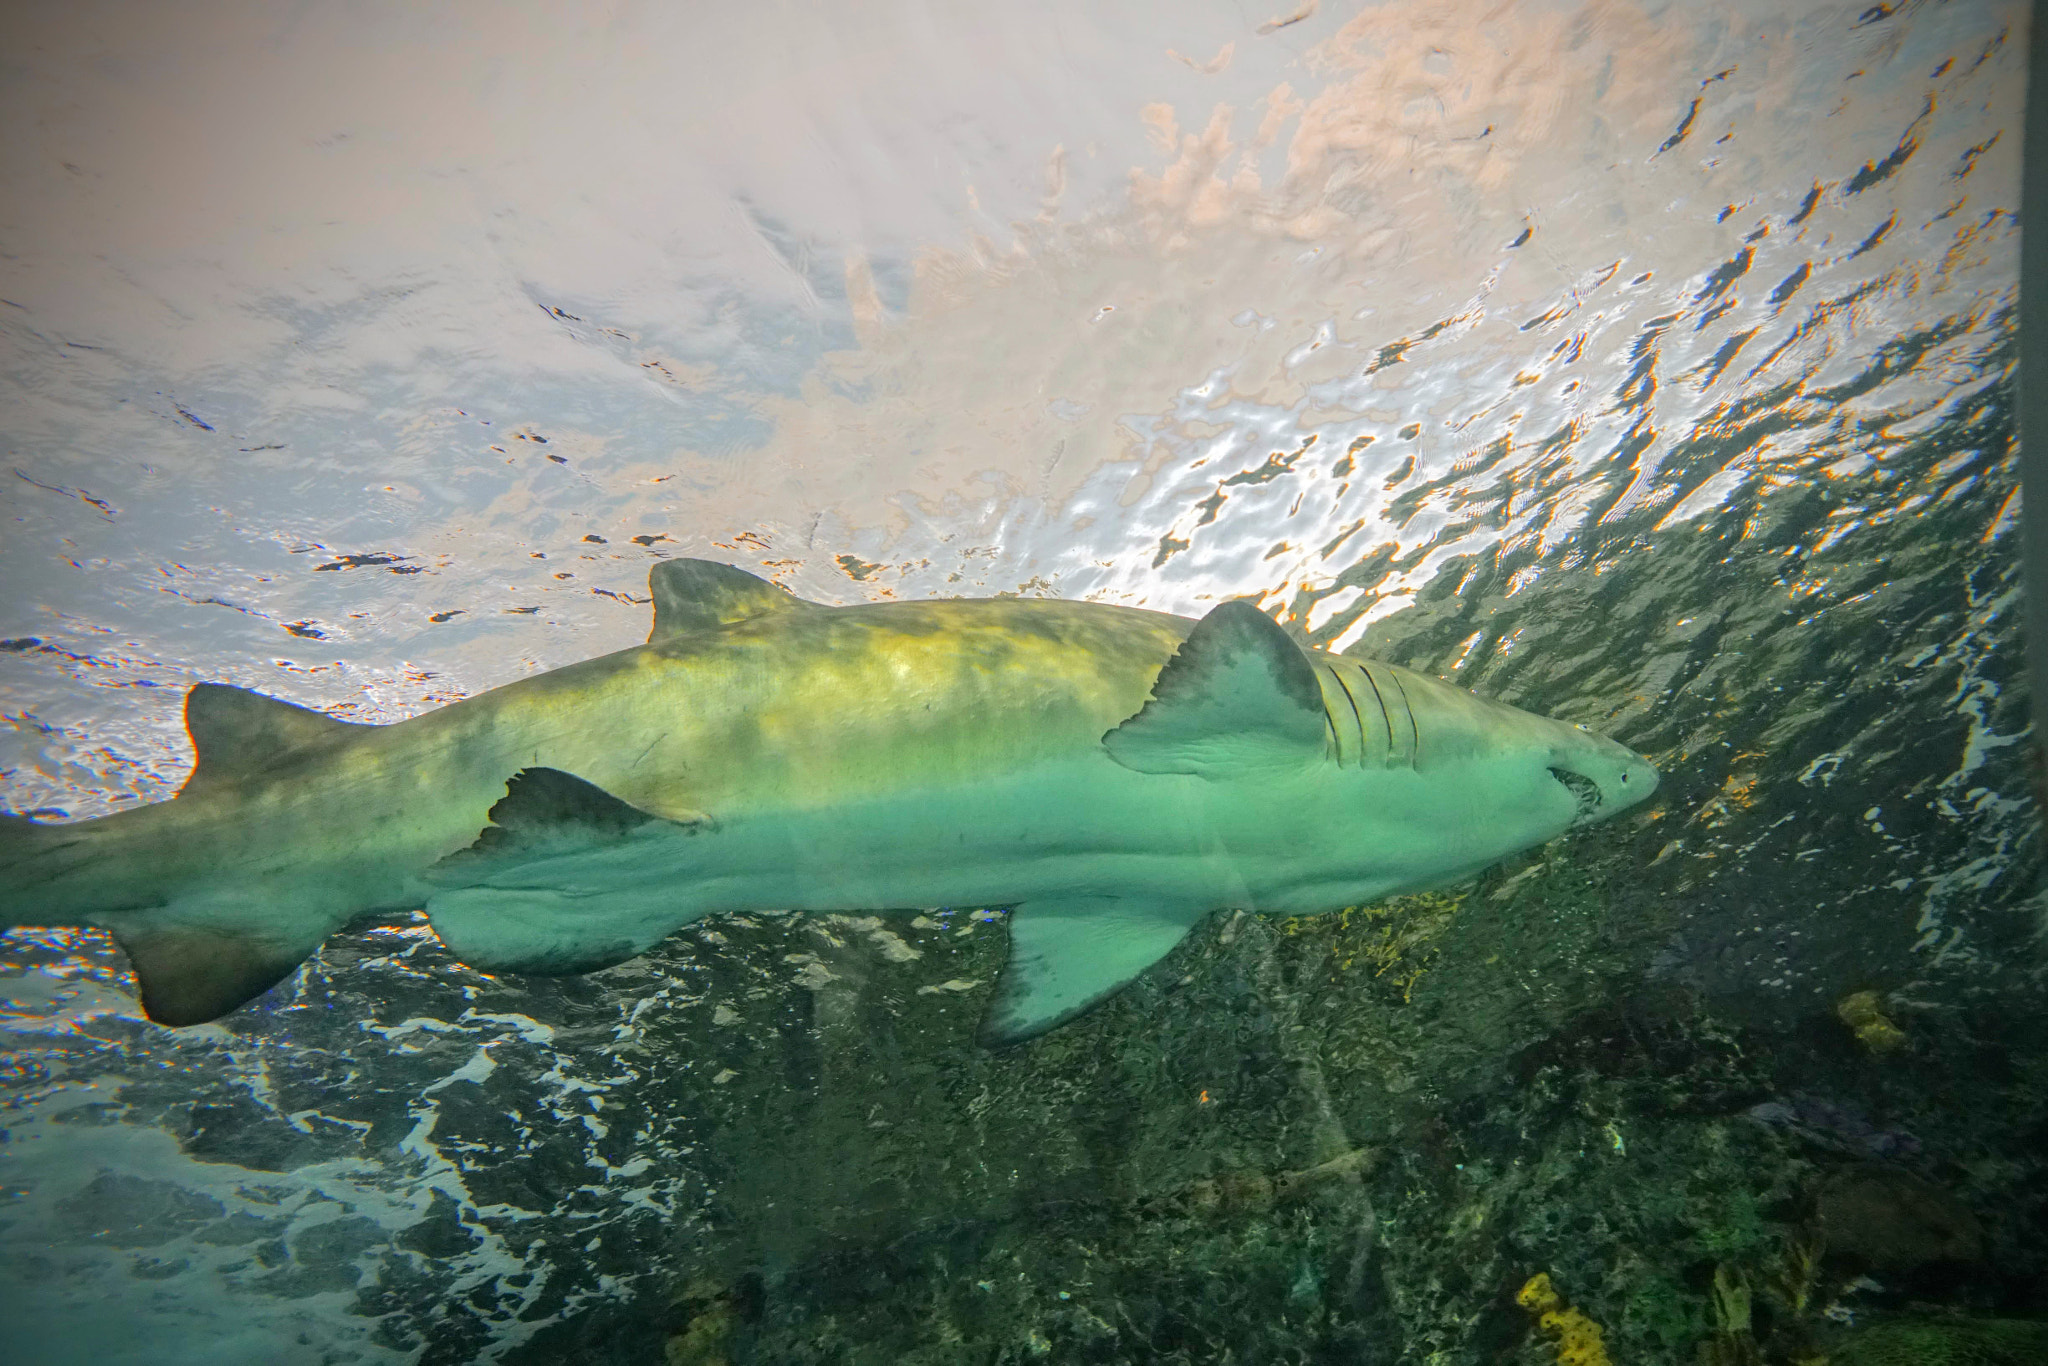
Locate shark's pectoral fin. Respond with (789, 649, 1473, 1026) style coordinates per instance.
(1101, 599, 1328, 778)
(427, 767, 704, 886)
(979, 899, 1204, 1048)
(112, 918, 325, 1027)
(425, 766, 714, 976)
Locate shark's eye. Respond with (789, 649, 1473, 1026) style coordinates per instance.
(1621, 772, 1629, 784)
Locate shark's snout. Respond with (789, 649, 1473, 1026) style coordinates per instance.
(1548, 731, 1658, 827)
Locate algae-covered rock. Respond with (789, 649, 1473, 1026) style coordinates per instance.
(1830, 1318, 2048, 1366)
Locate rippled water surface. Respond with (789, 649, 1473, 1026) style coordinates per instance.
(0, 2, 2037, 1363)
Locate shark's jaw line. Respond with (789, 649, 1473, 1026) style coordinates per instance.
(1, 560, 1659, 1045)
(1548, 766, 1605, 825)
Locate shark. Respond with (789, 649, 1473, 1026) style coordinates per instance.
(0, 560, 1658, 1045)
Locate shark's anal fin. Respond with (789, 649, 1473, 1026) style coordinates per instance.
(1101, 598, 1328, 778)
(112, 920, 320, 1027)
(979, 899, 1204, 1048)
(180, 684, 368, 795)
(646, 559, 821, 641)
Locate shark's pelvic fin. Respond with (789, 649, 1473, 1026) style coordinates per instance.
(428, 767, 696, 885)
(112, 916, 325, 1026)
(979, 898, 1203, 1047)
(426, 767, 714, 975)
(426, 886, 688, 975)
(1101, 599, 1328, 778)
(647, 559, 821, 641)
(179, 684, 367, 795)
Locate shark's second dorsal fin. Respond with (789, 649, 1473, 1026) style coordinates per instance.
(647, 559, 819, 641)
(1102, 599, 1329, 778)
(181, 684, 365, 794)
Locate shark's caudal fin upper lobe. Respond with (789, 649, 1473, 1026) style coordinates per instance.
(1, 807, 123, 933)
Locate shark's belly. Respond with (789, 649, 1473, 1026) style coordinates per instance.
(518, 755, 1234, 910)
(417, 751, 1256, 975)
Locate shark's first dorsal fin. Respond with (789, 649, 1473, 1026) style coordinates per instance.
(647, 559, 819, 641)
(181, 684, 365, 794)
(1101, 599, 1329, 778)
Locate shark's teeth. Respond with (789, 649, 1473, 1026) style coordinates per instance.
(1548, 766, 1603, 824)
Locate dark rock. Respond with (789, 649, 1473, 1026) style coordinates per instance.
(55, 1171, 224, 1247)
(255, 1214, 387, 1297)
(131, 1255, 190, 1280)
(1830, 1316, 2048, 1366)
(194, 1212, 286, 1246)
(181, 1096, 331, 1171)
(1819, 1167, 1986, 1270)
(397, 1190, 481, 1259)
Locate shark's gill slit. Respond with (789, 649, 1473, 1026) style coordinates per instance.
(1354, 663, 1394, 761)
(1326, 666, 1367, 768)
(1386, 670, 1420, 768)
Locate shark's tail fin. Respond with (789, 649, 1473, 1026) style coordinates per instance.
(3, 684, 378, 1025)
(0, 810, 102, 925)
(3, 809, 326, 1027)
(0, 809, 48, 866)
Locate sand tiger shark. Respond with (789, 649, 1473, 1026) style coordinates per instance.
(1, 560, 1657, 1044)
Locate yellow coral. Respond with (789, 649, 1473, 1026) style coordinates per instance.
(1518, 1274, 1612, 1366)
(1835, 991, 1907, 1054)
(1548, 1309, 1609, 1366)
(1518, 1272, 1561, 1314)
(1280, 891, 1460, 1001)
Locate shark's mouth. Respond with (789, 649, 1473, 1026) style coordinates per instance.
(1548, 767, 1603, 825)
